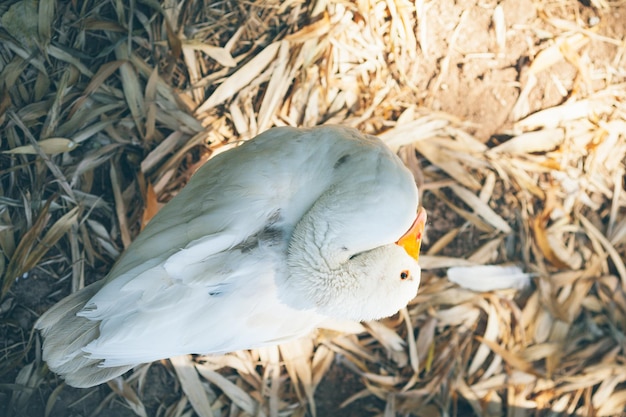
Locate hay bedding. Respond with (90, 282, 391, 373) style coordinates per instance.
(1, 0, 625, 416)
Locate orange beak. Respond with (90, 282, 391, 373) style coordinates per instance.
(396, 207, 427, 261)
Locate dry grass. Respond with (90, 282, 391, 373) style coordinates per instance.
(1, 0, 626, 416)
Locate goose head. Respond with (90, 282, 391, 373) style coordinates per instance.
(283, 207, 427, 321)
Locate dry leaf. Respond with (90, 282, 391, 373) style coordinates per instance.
(195, 364, 261, 416)
(449, 184, 513, 233)
(3, 202, 78, 297)
(195, 42, 281, 114)
(489, 129, 565, 154)
(141, 181, 160, 229)
(2, 0, 39, 50)
(284, 12, 331, 42)
(532, 214, 571, 269)
(528, 34, 589, 75)
(171, 355, 215, 417)
(183, 41, 237, 67)
(107, 378, 148, 417)
(3, 138, 77, 155)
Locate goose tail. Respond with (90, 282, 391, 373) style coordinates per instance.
(35, 281, 134, 388)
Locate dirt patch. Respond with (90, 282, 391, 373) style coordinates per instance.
(315, 362, 383, 417)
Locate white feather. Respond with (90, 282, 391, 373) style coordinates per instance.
(447, 265, 532, 292)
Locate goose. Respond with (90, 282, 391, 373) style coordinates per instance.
(35, 125, 427, 388)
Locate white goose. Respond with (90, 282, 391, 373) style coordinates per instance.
(36, 125, 427, 388)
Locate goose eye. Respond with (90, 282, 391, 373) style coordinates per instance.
(400, 270, 410, 280)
